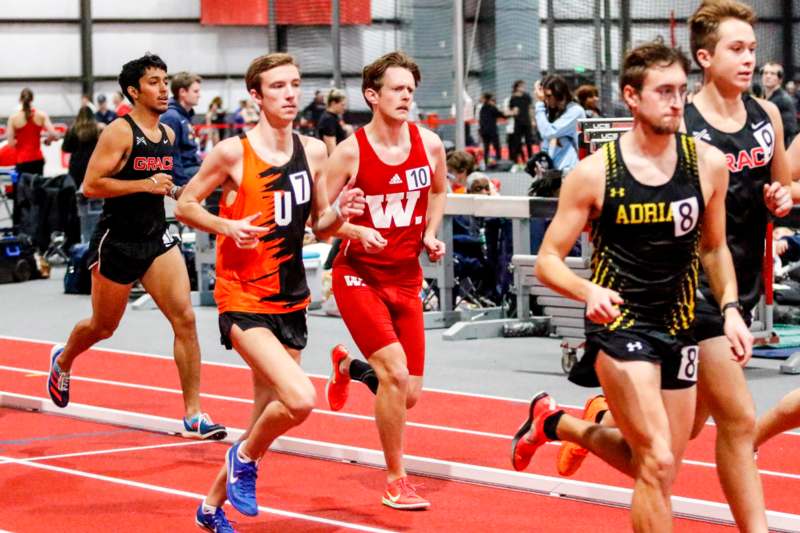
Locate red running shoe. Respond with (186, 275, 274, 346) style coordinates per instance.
(557, 395, 608, 476)
(382, 477, 430, 510)
(511, 391, 559, 471)
(325, 344, 351, 411)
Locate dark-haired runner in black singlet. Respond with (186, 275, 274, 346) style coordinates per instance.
(46, 54, 226, 440)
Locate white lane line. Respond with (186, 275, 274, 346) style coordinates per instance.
(0, 439, 212, 465)
(0, 364, 512, 440)
(2, 334, 798, 437)
(0, 455, 397, 533)
(4, 364, 800, 482)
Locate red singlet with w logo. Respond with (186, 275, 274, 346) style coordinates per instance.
(335, 122, 431, 286)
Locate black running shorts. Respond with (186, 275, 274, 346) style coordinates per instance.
(218, 309, 308, 351)
(87, 227, 180, 285)
(570, 328, 699, 390)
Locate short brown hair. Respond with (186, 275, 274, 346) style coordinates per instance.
(245, 53, 298, 95)
(170, 71, 202, 100)
(689, 0, 756, 68)
(619, 39, 691, 94)
(575, 84, 598, 106)
(447, 150, 475, 175)
(361, 51, 421, 108)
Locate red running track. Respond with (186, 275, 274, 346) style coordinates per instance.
(0, 408, 734, 532)
(2, 336, 796, 528)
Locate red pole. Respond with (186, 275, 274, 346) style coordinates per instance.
(670, 10, 676, 48)
(764, 221, 774, 305)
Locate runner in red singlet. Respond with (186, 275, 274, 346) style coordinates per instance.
(321, 51, 448, 510)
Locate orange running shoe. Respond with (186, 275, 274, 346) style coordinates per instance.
(382, 477, 430, 510)
(325, 344, 351, 411)
(556, 394, 608, 476)
(511, 392, 560, 471)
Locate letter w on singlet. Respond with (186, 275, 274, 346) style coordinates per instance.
(366, 191, 420, 228)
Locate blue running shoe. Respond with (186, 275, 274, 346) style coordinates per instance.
(195, 503, 236, 532)
(47, 344, 70, 408)
(183, 413, 227, 441)
(225, 442, 259, 516)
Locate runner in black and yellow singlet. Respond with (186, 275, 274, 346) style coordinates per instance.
(509, 41, 752, 531)
(577, 134, 704, 390)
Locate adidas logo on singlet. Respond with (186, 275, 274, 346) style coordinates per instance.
(389, 174, 403, 185)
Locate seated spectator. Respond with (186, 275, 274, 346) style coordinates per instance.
(446, 150, 476, 193)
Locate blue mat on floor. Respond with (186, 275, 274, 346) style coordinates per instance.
(753, 347, 798, 359)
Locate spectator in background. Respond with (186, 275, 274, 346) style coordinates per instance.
(80, 94, 96, 113)
(575, 84, 603, 118)
(534, 75, 585, 173)
(446, 150, 476, 193)
(160, 71, 202, 186)
(7, 88, 59, 178)
(62, 106, 101, 189)
(302, 89, 327, 133)
(6, 87, 60, 224)
(205, 96, 227, 147)
(317, 89, 353, 155)
(478, 92, 504, 166)
(94, 94, 116, 126)
(508, 80, 535, 163)
(112, 90, 131, 117)
(762, 61, 798, 145)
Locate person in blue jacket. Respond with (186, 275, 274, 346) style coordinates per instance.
(534, 75, 586, 174)
(161, 71, 203, 186)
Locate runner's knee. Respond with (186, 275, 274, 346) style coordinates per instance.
(711, 396, 756, 438)
(283, 382, 316, 422)
(89, 319, 119, 340)
(636, 440, 675, 488)
(169, 306, 197, 334)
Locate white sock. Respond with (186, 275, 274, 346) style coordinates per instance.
(202, 499, 217, 515)
(237, 442, 253, 463)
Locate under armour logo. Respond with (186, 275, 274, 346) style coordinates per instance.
(610, 187, 625, 198)
(136, 136, 147, 146)
(627, 341, 643, 352)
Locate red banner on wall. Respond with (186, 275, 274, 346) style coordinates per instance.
(201, 0, 371, 26)
(201, 0, 268, 25)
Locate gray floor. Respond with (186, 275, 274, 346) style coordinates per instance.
(1, 266, 799, 414)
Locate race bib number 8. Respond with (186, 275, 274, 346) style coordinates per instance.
(671, 197, 699, 238)
(678, 345, 699, 382)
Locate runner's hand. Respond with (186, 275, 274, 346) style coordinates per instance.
(145, 173, 174, 196)
(585, 284, 623, 325)
(335, 180, 365, 220)
(225, 212, 268, 249)
(423, 234, 446, 262)
(356, 226, 387, 254)
(724, 308, 754, 366)
(764, 182, 792, 217)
